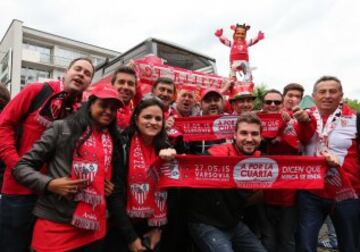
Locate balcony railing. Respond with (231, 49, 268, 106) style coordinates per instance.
(22, 48, 105, 68)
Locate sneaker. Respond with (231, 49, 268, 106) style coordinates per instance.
(318, 239, 338, 250)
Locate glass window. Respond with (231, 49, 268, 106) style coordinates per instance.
(54, 47, 106, 68)
(23, 42, 51, 63)
(90, 56, 106, 67)
(157, 43, 215, 72)
(21, 67, 50, 89)
(54, 48, 86, 67)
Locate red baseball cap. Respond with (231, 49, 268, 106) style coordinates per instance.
(89, 83, 123, 107)
(200, 88, 222, 101)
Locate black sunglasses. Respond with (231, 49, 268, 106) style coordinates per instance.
(264, 100, 282, 105)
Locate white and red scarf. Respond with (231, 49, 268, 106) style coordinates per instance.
(153, 153, 327, 190)
(312, 104, 358, 201)
(70, 128, 113, 230)
(127, 134, 167, 226)
(169, 113, 284, 142)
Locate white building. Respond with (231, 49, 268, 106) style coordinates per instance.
(0, 19, 120, 97)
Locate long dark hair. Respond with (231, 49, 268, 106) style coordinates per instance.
(122, 95, 170, 153)
(65, 96, 121, 162)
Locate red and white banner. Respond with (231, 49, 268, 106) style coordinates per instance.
(171, 113, 285, 141)
(172, 115, 238, 141)
(153, 155, 327, 189)
(256, 113, 285, 138)
(91, 56, 254, 102)
(132, 56, 253, 92)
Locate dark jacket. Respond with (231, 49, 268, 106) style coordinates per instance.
(12, 120, 138, 243)
(185, 143, 252, 228)
(188, 139, 226, 155)
(113, 130, 172, 234)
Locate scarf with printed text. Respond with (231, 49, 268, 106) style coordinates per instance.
(70, 128, 113, 230)
(126, 134, 167, 226)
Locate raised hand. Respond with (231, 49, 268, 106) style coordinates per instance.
(258, 31, 265, 40)
(159, 148, 177, 161)
(215, 28, 223, 37)
(292, 106, 310, 123)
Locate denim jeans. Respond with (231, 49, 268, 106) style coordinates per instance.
(296, 191, 360, 252)
(257, 204, 296, 252)
(0, 194, 37, 252)
(189, 222, 266, 252)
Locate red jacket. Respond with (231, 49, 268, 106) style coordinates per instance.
(0, 81, 76, 194)
(262, 113, 302, 206)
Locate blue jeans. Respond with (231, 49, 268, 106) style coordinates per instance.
(258, 204, 296, 252)
(296, 191, 360, 252)
(189, 222, 266, 252)
(0, 194, 37, 252)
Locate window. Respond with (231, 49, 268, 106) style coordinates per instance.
(23, 42, 51, 63)
(157, 43, 215, 72)
(21, 67, 50, 89)
(90, 56, 106, 67)
(54, 48, 85, 67)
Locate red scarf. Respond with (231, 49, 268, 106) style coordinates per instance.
(117, 104, 133, 130)
(154, 154, 327, 190)
(257, 112, 285, 139)
(70, 128, 113, 230)
(127, 134, 167, 226)
(171, 114, 285, 142)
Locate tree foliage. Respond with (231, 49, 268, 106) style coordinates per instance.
(253, 84, 267, 110)
(343, 98, 360, 112)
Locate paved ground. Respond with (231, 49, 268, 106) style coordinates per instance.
(317, 225, 338, 252)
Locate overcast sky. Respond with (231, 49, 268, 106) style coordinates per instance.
(1, 0, 359, 99)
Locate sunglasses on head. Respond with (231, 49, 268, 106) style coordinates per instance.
(264, 100, 282, 105)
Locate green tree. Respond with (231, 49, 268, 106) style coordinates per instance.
(253, 84, 267, 110)
(343, 98, 360, 112)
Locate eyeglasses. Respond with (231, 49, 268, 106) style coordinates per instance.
(264, 100, 282, 105)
